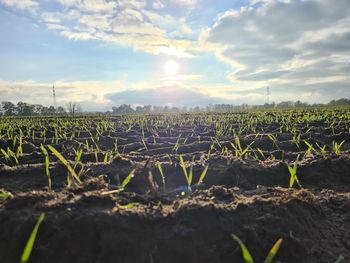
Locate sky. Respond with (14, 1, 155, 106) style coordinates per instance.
(0, 0, 349, 111)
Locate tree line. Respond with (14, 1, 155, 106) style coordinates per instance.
(110, 98, 350, 114)
(1, 98, 349, 116)
(0, 101, 82, 116)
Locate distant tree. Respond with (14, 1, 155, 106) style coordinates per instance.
(135, 106, 143, 113)
(47, 106, 56, 115)
(67, 101, 82, 115)
(193, 106, 201, 112)
(277, 101, 294, 108)
(295, 100, 310, 108)
(262, 103, 275, 109)
(33, 104, 43, 115)
(111, 104, 134, 114)
(143, 105, 152, 113)
(56, 106, 66, 114)
(152, 106, 163, 113)
(41, 106, 49, 115)
(17, 101, 36, 115)
(328, 98, 350, 106)
(1, 101, 16, 116)
(171, 107, 180, 112)
(121, 104, 133, 114)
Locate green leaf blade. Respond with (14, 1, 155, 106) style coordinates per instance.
(232, 234, 254, 263)
(20, 213, 45, 263)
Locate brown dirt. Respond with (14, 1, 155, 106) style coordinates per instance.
(0, 117, 350, 263)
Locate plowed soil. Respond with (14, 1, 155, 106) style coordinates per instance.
(0, 112, 349, 263)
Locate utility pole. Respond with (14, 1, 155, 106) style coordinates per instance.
(267, 86, 270, 105)
(53, 83, 57, 109)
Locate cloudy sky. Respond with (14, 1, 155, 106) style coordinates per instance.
(0, 0, 349, 110)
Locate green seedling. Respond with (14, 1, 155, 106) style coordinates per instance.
(230, 134, 255, 158)
(101, 169, 135, 195)
(197, 164, 209, 186)
(40, 145, 51, 191)
(232, 234, 283, 263)
(315, 143, 327, 155)
(267, 134, 279, 149)
(47, 145, 82, 188)
(287, 155, 302, 189)
(333, 140, 345, 155)
(0, 190, 13, 199)
(179, 154, 194, 191)
(1, 148, 19, 166)
(103, 151, 109, 163)
(257, 148, 265, 159)
(20, 213, 45, 263)
(156, 163, 166, 192)
(304, 140, 317, 156)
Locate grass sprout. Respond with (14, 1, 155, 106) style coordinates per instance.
(101, 169, 135, 195)
(40, 145, 51, 191)
(287, 154, 302, 189)
(47, 145, 82, 188)
(20, 213, 45, 263)
(232, 234, 283, 263)
(197, 165, 209, 186)
(0, 189, 13, 199)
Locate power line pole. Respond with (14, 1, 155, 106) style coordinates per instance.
(267, 86, 270, 105)
(53, 83, 57, 109)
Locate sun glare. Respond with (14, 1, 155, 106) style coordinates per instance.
(164, 60, 178, 76)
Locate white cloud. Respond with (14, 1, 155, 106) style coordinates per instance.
(0, 0, 38, 11)
(201, 0, 350, 91)
(57, 0, 117, 13)
(37, 0, 197, 58)
(152, 0, 165, 9)
(172, 0, 198, 7)
(0, 0, 197, 58)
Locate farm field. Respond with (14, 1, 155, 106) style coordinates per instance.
(0, 107, 350, 263)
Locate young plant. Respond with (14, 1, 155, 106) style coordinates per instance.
(47, 145, 82, 188)
(20, 213, 46, 263)
(196, 164, 209, 187)
(267, 134, 279, 150)
(0, 190, 13, 199)
(16, 135, 23, 158)
(287, 155, 302, 189)
(101, 169, 136, 195)
(179, 154, 194, 192)
(40, 145, 51, 191)
(304, 140, 317, 157)
(257, 148, 266, 160)
(333, 140, 345, 155)
(103, 151, 110, 163)
(230, 134, 255, 159)
(1, 148, 19, 166)
(156, 163, 166, 192)
(7, 148, 19, 166)
(232, 234, 283, 263)
(315, 143, 327, 155)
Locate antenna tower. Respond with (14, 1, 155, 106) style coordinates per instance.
(53, 84, 57, 109)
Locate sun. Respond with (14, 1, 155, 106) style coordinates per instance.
(164, 60, 178, 76)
